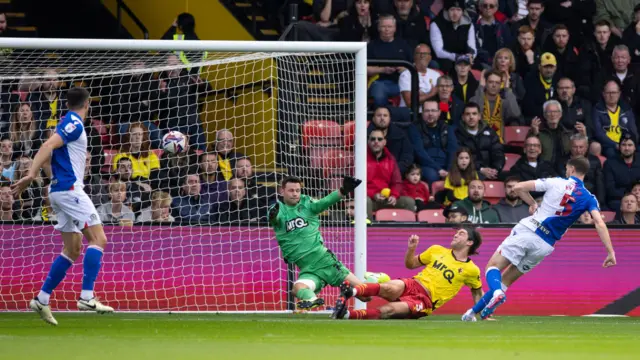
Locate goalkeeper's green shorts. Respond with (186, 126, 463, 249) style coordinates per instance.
(297, 250, 350, 294)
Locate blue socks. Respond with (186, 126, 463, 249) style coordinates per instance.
(38, 254, 74, 304)
(471, 267, 505, 314)
(81, 245, 104, 300)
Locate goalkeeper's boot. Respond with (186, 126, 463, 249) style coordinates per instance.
(296, 298, 325, 311)
(331, 281, 354, 319)
(78, 297, 114, 314)
(30, 298, 58, 326)
(480, 290, 506, 320)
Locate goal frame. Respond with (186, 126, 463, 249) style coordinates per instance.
(0, 37, 368, 311)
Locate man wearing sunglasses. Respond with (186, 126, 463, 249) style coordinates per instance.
(366, 129, 416, 220)
(475, 0, 513, 67)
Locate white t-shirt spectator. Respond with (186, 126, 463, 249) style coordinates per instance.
(398, 68, 441, 108)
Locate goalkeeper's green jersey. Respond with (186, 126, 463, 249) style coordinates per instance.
(270, 191, 342, 264)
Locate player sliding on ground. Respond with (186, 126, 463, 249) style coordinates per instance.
(12, 87, 113, 326)
(268, 176, 366, 310)
(331, 227, 484, 320)
(462, 157, 617, 321)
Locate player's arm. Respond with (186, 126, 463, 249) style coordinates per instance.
(589, 209, 617, 268)
(405, 234, 423, 269)
(513, 180, 538, 206)
(268, 202, 282, 227)
(470, 287, 484, 304)
(309, 176, 362, 214)
(11, 134, 64, 196)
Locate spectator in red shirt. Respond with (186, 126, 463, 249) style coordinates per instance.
(401, 164, 431, 211)
(366, 129, 415, 219)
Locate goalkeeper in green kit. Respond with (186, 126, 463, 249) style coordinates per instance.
(269, 175, 366, 310)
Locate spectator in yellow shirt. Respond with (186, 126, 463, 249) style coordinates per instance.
(112, 122, 159, 180)
(437, 147, 478, 206)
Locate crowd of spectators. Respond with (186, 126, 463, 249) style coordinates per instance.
(297, 0, 640, 223)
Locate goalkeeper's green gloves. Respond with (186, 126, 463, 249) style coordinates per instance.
(268, 202, 279, 225)
(340, 176, 362, 196)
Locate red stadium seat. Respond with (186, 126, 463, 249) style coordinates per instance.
(503, 153, 521, 172)
(504, 126, 530, 147)
(417, 209, 446, 223)
(431, 180, 445, 195)
(323, 148, 354, 177)
(375, 209, 416, 222)
(302, 120, 342, 147)
(597, 155, 606, 167)
(309, 147, 327, 170)
(600, 211, 616, 223)
(343, 121, 355, 148)
(471, 69, 482, 81)
(483, 181, 505, 204)
(102, 149, 117, 173)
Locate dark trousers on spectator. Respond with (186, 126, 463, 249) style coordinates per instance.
(421, 166, 441, 185)
(370, 80, 400, 108)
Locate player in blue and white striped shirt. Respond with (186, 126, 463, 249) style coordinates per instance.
(461, 157, 617, 321)
(12, 87, 113, 325)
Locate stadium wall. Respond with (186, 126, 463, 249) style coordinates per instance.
(1, 226, 638, 316)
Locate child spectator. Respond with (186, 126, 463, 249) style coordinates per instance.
(137, 191, 175, 223)
(0, 138, 15, 181)
(97, 181, 136, 225)
(438, 148, 478, 206)
(9, 102, 41, 159)
(401, 164, 431, 211)
(112, 122, 160, 180)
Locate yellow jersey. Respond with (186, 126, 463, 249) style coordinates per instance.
(112, 152, 160, 180)
(414, 245, 482, 311)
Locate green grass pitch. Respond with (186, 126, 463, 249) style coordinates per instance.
(1, 313, 639, 360)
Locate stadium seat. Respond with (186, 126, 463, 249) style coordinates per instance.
(343, 120, 355, 148)
(503, 153, 521, 172)
(504, 126, 530, 147)
(102, 149, 117, 173)
(151, 149, 163, 159)
(309, 147, 327, 170)
(417, 209, 446, 223)
(600, 211, 616, 223)
(431, 180, 445, 195)
(302, 120, 342, 147)
(471, 69, 482, 81)
(375, 209, 416, 222)
(597, 155, 606, 167)
(484, 181, 505, 204)
(323, 148, 354, 177)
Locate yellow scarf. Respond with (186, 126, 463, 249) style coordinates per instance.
(606, 106, 622, 143)
(540, 73, 552, 100)
(483, 95, 503, 142)
(462, 83, 468, 102)
(218, 155, 233, 181)
(46, 96, 58, 128)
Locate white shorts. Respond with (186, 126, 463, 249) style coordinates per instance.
(498, 224, 554, 273)
(49, 187, 102, 233)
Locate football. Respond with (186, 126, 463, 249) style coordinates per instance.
(162, 131, 186, 154)
(364, 271, 391, 284)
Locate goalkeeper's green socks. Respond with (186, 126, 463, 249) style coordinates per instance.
(296, 288, 316, 301)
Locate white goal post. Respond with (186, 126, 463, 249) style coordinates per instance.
(0, 38, 368, 312)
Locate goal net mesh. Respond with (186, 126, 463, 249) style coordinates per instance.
(0, 47, 357, 312)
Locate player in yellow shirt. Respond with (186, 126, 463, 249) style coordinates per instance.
(331, 226, 484, 320)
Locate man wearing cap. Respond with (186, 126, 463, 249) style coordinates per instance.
(603, 132, 640, 210)
(430, 0, 477, 74)
(443, 204, 469, 223)
(593, 78, 638, 159)
(523, 52, 559, 121)
(453, 54, 479, 103)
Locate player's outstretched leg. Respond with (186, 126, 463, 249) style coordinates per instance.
(332, 281, 389, 319)
(77, 226, 113, 314)
(293, 278, 325, 311)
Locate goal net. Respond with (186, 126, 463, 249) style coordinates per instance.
(0, 39, 367, 312)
